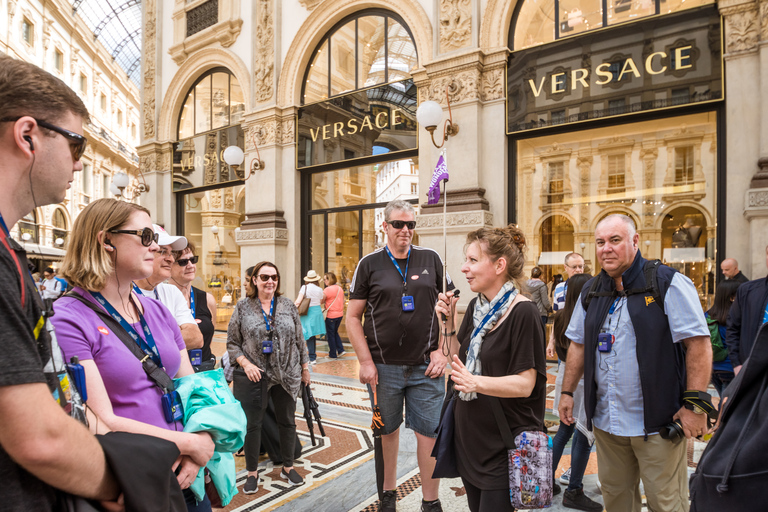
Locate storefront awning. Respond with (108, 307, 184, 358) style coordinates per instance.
(22, 243, 67, 261)
(537, 251, 571, 266)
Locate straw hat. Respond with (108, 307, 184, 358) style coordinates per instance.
(304, 270, 322, 282)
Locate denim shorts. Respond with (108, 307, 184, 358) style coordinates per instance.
(367, 363, 445, 438)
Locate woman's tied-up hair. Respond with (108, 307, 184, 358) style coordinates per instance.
(465, 224, 529, 293)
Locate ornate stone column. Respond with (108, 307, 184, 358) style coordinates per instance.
(721, 0, 765, 278)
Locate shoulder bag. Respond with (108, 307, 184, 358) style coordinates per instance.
(297, 285, 311, 316)
(491, 397, 553, 509)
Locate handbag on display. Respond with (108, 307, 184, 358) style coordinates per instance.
(431, 381, 460, 478)
(297, 285, 311, 315)
(491, 397, 553, 509)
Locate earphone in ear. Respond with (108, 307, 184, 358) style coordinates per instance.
(23, 136, 34, 151)
(104, 239, 115, 251)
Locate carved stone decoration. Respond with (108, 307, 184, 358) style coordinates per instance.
(417, 210, 494, 229)
(748, 189, 768, 207)
(248, 121, 278, 148)
(298, 0, 322, 11)
(210, 189, 222, 209)
(640, 147, 658, 228)
(439, 0, 472, 53)
(70, 48, 80, 76)
(236, 227, 289, 244)
(281, 118, 295, 144)
(725, 9, 759, 53)
(220, 130, 229, 181)
(143, 0, 157, 140)
(205, 133, 217, 184)
(8, 0, 17, 20)
(140, 154, 156, 174)
(254, 0, 275, 103)
(423, 70, 481, 105)
(224, 190, 235, 210)
(761, 2, 768, 41)
(42, 16, 52, 50)
(480, 68, 504, 101)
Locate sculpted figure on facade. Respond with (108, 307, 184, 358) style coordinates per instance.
(439, 0, 472, 53)
(254, 0, 275, 103)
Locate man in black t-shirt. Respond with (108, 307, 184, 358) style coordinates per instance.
(0, 55, 120, 510)
(347, 200, 453, 512)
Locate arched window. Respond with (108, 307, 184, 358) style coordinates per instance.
(177, 68, 245, 140)
(302, 11, 417, 104)
(510, 0, 714, 50)
(52, 208, 68, 248)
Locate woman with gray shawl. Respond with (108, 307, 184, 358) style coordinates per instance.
(436, 225, 547, 512)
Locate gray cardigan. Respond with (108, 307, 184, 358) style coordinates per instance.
(227, 295, 309, 397)
(527, 279, 551, 316)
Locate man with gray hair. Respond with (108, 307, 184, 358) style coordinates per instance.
(559, 214, 711, 512)
(553, 252, 585, 312)
(347, 200, 453, 512)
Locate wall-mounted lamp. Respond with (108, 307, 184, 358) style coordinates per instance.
(224, 145, 264, 181)
(645, 240, 651, 246)
(580, 242, 586, 250)
(416, 86, 460, 149)
(21, 232, 31, 242)
(55, 237, 64, 246)
(111, 171, 150, 201)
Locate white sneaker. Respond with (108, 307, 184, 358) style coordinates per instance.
(559, 467, 571, 485)
(309, 360, 317, 365)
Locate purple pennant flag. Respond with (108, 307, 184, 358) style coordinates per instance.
(427, 155, 449, 205)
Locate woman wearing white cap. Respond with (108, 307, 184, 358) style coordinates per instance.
(295, 270, 326, 364)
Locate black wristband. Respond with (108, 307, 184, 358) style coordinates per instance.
(561, 391, 574, 397)
(442, 330, 456, 337)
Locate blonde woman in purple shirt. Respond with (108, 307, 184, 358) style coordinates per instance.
(51, 198, 214, 511)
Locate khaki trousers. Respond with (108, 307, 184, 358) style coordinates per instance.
(594, 427, 689, 512)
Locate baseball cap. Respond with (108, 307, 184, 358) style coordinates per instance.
(152, 224, 188, 251)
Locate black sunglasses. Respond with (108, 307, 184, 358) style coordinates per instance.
(176, 256, 199, 266)
(388, 220, 416, 230)
(108, 227, 159, 247)
(257, 274, 279, 282)
(0, 117, 88, 161)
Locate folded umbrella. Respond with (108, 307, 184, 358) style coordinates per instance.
(301, 383, 317, 446)
(306, 384, 326, 438)
(372, 387, 385, 501)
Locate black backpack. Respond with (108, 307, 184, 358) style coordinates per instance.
(690, 322, 768, 511)
(583, 259, 666, 312)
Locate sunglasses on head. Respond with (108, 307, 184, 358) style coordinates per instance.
(258, 274, 279, 282)
(387, 220, 416, 230)
(0, 117, 88, 161)
(176, 256, 199, 266)
(108, 227, 159, 247)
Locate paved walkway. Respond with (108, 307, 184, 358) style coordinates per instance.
(210, 334, 708, 512)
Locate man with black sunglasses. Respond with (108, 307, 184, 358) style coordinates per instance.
(0, 55, 122, 510)
(133, 225, 204, 351)
(347, 200, 453, 512)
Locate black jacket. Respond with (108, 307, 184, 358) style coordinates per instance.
(731, 271, 749, 284)
(725, 275, 768, 366)
(581, 252, 684, 433)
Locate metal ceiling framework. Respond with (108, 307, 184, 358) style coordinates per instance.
(71, 0, 142, 86)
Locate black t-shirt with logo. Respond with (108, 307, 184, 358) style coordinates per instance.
(349, 245, 453, 365)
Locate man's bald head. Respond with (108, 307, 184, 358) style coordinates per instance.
(721, 258, 740, 279)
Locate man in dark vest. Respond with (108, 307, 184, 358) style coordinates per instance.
(558, 214, 711, 512)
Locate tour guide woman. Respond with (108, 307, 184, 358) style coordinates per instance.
(170, 242, 218, 371)
(51, 198, 215, 511)
(227, 261, 310, 494)
(436, 225, 547, 512)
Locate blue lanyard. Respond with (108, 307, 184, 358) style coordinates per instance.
(385, 246, 411, 287)
(763, 302, 768, 325)
(472, 290, 514, 338)
(261, 296, 275, 332)
(189, 288, 196, 317)
(608, 296, 622, 315)
(132, 282, 159, 300)
(0, 213, 9, 237)
(91, 291, 162, 367)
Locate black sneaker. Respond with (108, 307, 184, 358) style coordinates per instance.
(243, 474, 259, 494)
(421, 499, 443, 512)
(553, 481, 562, 496)
(563, 488, 603, 512)
(280, 468, 304, 486)
(379, 489, 397, 512)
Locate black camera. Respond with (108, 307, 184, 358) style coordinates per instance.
(659, 420, 685, 444)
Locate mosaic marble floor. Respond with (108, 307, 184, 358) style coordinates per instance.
(210, 334, 709, 512)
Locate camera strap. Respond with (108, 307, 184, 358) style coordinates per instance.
(64, 291, 175, 393)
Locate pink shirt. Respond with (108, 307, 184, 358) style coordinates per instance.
(323, 285, 344, 319)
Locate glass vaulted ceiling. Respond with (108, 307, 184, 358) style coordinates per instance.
(71, 0, 142, 86)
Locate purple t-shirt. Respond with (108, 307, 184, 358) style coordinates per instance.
(51, 288, 186, 430)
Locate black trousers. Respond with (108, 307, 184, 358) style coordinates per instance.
(233, 370, 298, 472)
(462, 478, 515, 512)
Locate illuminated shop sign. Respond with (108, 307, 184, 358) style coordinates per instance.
(506, 6, 722, 134)
(297, 79, 418, 169)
